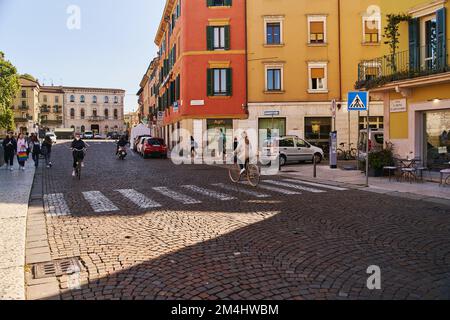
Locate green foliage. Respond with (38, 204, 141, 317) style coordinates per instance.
(383, 13, 411, 57)
(0, 52, 20, 131)
(21, 73, 36, 81)
(368, 143, 395, 170)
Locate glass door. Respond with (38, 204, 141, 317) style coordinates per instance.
(424, 110, 450, 170)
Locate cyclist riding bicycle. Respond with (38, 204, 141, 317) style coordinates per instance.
(233, 131, 251, 175)
(71, 133, 88, 177)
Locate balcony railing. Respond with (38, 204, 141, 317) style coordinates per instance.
(41, 119, 63, 125)
(14, 116, 32, 123)
(88, 116, 105, 122)
(40, 108, 50, 113)
(356, 44, 449, 90)
(18, 105, 29, 110)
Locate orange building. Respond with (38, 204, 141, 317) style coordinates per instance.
(154, 0, 247, 150)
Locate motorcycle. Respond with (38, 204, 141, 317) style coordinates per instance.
(117, 146, 127, 160)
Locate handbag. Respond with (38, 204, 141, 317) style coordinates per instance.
(17, 151, 28, 162)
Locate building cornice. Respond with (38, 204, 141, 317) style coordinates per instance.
(155, 0, 177, 46)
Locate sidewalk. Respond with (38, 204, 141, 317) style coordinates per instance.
(0, 162, 35, 300)
(279, 163, 450, 205)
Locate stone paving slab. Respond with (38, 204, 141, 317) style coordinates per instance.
(0, 163, 35, 300)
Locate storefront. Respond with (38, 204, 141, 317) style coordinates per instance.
(424, 109, 450, 169)
(206, 119, 233, 152)
(257, 117, 286, 147)
(304, 117, 332, 153)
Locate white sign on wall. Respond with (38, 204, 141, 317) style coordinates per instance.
(390, 99, 407, 113)
(191, 100, 205, 106)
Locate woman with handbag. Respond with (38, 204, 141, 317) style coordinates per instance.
(29, 135, 41, 168)
(16, 133, 29, 171)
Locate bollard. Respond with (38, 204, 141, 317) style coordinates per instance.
(313, 155, 317, 178)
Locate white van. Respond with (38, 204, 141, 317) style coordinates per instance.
(45, 132, 57, 143)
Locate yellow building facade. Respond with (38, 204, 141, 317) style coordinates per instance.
(242, 0, 387, 151)
(358, 0, 450, 169)
(12, 77, 40, 134)
(39, 86, 64, 132)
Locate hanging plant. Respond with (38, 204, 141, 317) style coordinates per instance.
(383, 13, 411, 72)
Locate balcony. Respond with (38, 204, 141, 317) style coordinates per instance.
(88, 116, 105, 122)
(40, 107, 50, 113)
(356, 44, 449, 90)
(14, 116, 32, 123)
(41, 119, 63, 125)
(18, 105, 29, 110)
(53, 106, 62, 113)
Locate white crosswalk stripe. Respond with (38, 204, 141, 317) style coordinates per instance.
(44, 193, 71, 217)
(211, 183, 270, 198)
(82, 191, 120, 213)
(116, 189, 162, 209)
(264, 180, 325, 193)
(182, 185, 236, 201)
(283, 179, 348, 191)
(153, 187, 202, 204)
(257, 183, 302, 195)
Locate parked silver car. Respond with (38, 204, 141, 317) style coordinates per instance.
(261, 136, 325, 167)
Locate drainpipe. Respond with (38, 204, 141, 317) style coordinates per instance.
(338, 0, 342, 103)
(244, 0, 249, 117)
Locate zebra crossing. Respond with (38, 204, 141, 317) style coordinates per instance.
(43, 179, 348, 217)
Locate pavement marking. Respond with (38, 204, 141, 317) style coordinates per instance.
(44, 193, 71, 217)
(211, 183, 270, 198)
(116, 189, 162, 209)
(264, 180, 325, 193)
(256, 183, 302, 195)
(82, 191, 120, 213)
(153, 187, 202, 204)
(282, 179, 348, 191)
(182, 185, 237, 201)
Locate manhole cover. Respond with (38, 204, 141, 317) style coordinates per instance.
(33, 257, 82, 279)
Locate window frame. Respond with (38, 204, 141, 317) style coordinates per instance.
(307, 15, 327, 44)
(264, 16, 284, 46)
(308, 62, 328, 93)
(362, 15, 381, 44)
(265, 64, 284, 92)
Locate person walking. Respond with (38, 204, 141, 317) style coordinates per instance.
(29, 135, 41, 168)
(190, 136, 198, 159)
(2, 132, 17, 171)
(16, 133, 29, 171)
(41, 135, 53, 168)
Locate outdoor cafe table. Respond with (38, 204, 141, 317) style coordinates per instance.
(396, 158, 419, 182)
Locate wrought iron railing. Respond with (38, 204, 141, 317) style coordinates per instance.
(356, 44, 449, 89)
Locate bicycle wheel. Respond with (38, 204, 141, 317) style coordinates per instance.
(337, 149, 345, 160)
(246, 164, 260, 187)
(350, 148, 357, 160)
(228, 163, 241, 183)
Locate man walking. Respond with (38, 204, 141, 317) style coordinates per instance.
(2, 132, 17, 171)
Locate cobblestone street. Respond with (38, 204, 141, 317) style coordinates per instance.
(26, 141, 450, 300)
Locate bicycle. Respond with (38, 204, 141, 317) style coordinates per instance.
(229, 161, 261, 187)
(71, 148, 86, 180)
(337, 143, 357, 161)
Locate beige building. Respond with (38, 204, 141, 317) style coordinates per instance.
(12, 77, 40, 134)
(39, 86, 64, 132)
(63, 87, 126, 135)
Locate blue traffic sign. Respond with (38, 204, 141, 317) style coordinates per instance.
(348, 91, 368, 111)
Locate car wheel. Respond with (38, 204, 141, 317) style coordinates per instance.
(313, 153, 322, 164)
(279, 155, 287, 167)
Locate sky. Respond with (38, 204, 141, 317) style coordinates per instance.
(0, 0, 166, 113)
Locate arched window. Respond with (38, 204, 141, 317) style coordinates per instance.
(80, 95, 85, 103)
(114, 96, 118, 104)
(93, 96, 97, 103)
(81, 125, 85, 133)
(104, 109, 109, 119)
(114, 109, 118, 120)
(70, 95, 75, 103)
(70, 108, 75, 119)
(93, 108, 98, 117)
(80, 108, 85, 119)
(104, 96, 109, 104)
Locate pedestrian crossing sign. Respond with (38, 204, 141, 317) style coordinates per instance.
(348, 91, 368, 111)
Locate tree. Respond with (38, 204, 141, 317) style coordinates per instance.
(0, 51, 20, 132)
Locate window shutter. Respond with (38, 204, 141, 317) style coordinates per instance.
(311, 68, 325, 79)
(310, 21, 324, 34)
(225, 0, 232, 6)
(207, 69, 212, 96)
(226, 68, 232, 96)
(206, 26, 213, 50)
(436, 8, 447, 69)
(225, 25, 231, 50)
(207, 0, 213, 7)
(408, 18, 420, 72)
(176, 76, 181, 100)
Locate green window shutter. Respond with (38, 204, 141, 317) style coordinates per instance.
(226, 68, 232, 96)
(206, 26, 213, 50)
(408, 18, 420, 72)
(176, 76, 181, 100)
(224, 25, 231, 50)
(207, 69, 213, 96)
(436, 8, 447, 69)
(225, 0, 232, 6)
(207, 0, 213, 7)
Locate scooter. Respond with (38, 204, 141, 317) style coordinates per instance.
(117, 146, 127, 160)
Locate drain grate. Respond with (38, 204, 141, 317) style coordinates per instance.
(33, 257, 82, 279)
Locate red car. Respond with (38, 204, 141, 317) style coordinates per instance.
(142, 138, 168, 159)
